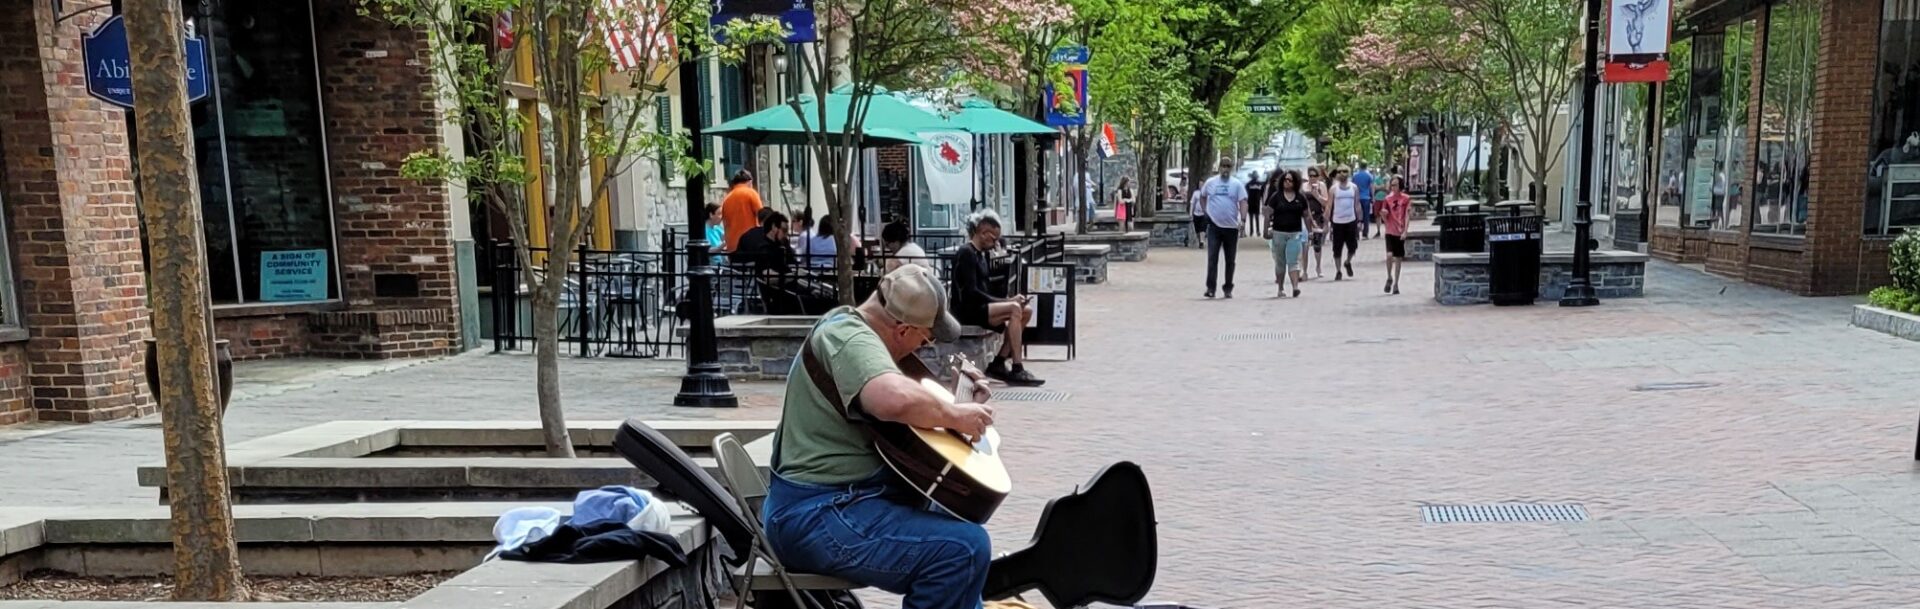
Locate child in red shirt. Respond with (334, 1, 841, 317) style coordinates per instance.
(1377, 176, 1413, 295)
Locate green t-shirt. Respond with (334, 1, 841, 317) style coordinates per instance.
(773, 306, 901, 485)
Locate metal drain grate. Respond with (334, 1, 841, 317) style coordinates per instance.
(1421, 503, 1589, 524)
(1217, 331, 1292, 342)
(994, 389, 1070, 402)
(1633, 381, 1720, 392)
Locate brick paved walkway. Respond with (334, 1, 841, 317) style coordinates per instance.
(9, 237, 1920, 608)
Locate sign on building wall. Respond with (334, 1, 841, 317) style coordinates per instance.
(1603, 0, 1673, 83)
(81, 15, 210, 110)
(1044, 46, 1090, 127)
(712, 0, 817, 43)
(260, 250, 329, 302)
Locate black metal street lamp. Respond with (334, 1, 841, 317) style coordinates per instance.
(1562, 0, 1603, 307)
(674, 39, 739, 408)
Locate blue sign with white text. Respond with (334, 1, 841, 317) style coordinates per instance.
(260, 250, 329, 302)
(711, 0, 817, 43)
(81, 15, 210, 110)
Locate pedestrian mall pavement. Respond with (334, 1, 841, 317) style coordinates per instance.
(9, 236, 1920, 607)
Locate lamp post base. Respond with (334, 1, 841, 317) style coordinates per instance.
(674, 363, 738, 408)
(1559, 283, 1599, 307)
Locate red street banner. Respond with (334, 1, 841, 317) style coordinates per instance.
(1603, 0, 1673, 83)
(1604, 59, 1670, 83)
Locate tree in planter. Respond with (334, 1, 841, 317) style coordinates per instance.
(725, 0, 1041, 303)
(363, 0, 724, 456)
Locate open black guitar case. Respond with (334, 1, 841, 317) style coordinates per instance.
(613, 418, 1158, 609)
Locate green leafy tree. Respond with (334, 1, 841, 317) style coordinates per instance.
(1163, 0, 1313, 181)
(1371, 0, 1580, 208)
(1081, 0, 1203, 214)
(362, 0, 712, 456)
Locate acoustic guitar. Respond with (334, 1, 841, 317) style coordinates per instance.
(867, 354, 1012, 524)
(798, 344, 1012, 524)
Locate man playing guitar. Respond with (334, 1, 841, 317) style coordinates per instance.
(763, 263, 998, 609)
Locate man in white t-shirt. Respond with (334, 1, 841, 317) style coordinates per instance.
(1199, 157, 1249, 299)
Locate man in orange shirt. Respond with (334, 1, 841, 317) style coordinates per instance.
(720, 170, 764, 251)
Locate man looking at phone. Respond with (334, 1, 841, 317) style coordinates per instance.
(953, 210, 1044, 387)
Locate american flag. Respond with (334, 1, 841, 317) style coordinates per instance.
(603, 0, 675, 72)
(496, 12, 513, 48)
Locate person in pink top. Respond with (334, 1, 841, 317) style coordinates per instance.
(1377, 176, 1414, 295)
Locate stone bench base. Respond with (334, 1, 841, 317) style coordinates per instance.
(1405, 227, 1439, 262)
(1064, 244, 1111, 284)
(1063, 231, 1150, 262)
(704, 315, 1002, 380)
(1135, 217, 1194, 248)
(1434, 250, 1648, 305)
(1852, 305, 1920, 342)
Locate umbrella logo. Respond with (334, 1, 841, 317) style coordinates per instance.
(925, 133, 971, 175)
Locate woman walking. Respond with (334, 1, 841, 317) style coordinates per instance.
(1262, 170, 1310, 298)
(1328, 167, 1361, 280)
(1302, 166, 1331, 279)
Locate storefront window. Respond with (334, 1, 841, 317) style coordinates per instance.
(1752, 0, 1818, 236)
(1681, 34, 1725, 229)
(1657, 38, 1693, 228)
(1712, 19, 1754, 232)
(1610, 84, 1650, 218)
(184, 0, 338, 303)
(1867, 0, 1920, 235)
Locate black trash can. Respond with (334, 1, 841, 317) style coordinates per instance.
(1437, 200, 1486, 253)
(1485, 202, 1544, 306)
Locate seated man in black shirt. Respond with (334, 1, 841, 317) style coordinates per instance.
(952, 211, 1044, 386)
(733, 210, 794, 276)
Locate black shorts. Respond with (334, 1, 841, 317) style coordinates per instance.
(1385, 235, 1406, 258)
(955, 301, 992, 328)
(1310, 232, 1325, 250)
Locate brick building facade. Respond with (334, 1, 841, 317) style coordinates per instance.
(0, 0, 466, 425)
(1650, 0, 1898, 295)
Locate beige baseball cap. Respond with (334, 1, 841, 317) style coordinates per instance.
(877, 263, 962, 343)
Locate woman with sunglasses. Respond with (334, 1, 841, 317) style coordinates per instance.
(1301, 166, 1331, 279)
(1262, 170, 1310, 298)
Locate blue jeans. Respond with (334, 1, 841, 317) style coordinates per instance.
(763, 470, 989, 609)
(1359, 199, 1374, 234)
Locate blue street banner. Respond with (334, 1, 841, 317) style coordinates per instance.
(711, 0, 817, 43)
(1044, 46, 1089, 127)
(259, 250, 329, 302)
(81, 15, 210, 111)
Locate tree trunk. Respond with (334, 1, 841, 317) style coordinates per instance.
(530, 286, 576, 458)
(125, 0, 249, 600)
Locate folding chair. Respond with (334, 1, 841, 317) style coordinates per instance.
(711, 432, 858, 609)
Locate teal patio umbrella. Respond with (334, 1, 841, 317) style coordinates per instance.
(706, 90, 947, 147)
(944, 99, 1055, 135)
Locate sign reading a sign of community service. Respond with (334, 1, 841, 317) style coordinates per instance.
(1602, 0, 1672, 83)
(260, 250, 329, 302)
(81, 15, 211, 110)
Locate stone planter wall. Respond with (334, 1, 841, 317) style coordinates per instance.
(1851, 305, 1920, 342)
(1064, 245, 1111, 284)
(1064, 232, 1150, 262)
(1136, 217, 1194, 248)
(1434, 250, 1648, 305)
(703, 316, 1002, 380)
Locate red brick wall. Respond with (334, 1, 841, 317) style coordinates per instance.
(0, 344, 31, 426)
(0, 0, 152, 423)
(1804, 0, 1882, 296)
(1651, 226, 1711, 263)
(215, 315, 310, 361)
(310, 0, 458, 357)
